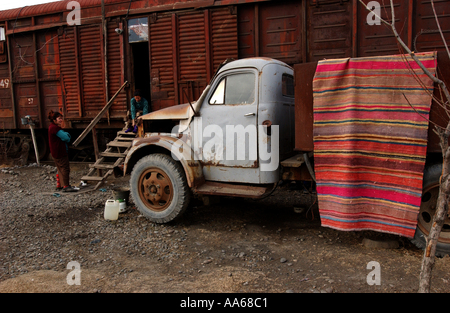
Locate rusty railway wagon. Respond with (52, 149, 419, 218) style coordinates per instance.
(0, 0, 449, 161)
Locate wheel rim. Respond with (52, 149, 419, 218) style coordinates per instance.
(417, 183, 450, 244)
(138, 168, 173, 212)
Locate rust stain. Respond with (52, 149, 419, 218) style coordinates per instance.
(125, 134, 204, 188)
(132, 136, 160, 146)
(200, 160, 259, 169)
(0, 109, 14, 118)
(140, 103, 191, 121)
(194, 181, 272, 198)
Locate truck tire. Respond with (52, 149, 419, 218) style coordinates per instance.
(130, 153, 190, 223)
(411, 163, 450, 256)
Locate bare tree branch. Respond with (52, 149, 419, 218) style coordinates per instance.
(398, 52, 450, 120)
(402, 93, 444, 130)
(359, 0, 450, 108)
(430, 0, 450, 60)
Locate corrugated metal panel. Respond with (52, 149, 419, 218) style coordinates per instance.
(35, 13, 63, 26)
(59, 27, 80, 117)
(40, 81, 62, 128)
(2, 0, 449, 136)
(414, 0, 450, 53)
(149, 14, 175, 111)
(237, 5, 255, 59)
(211, 7, 238, 71)
(0, 0, 124, 20)
(10, 33, 39, 128)
(148, 8, 238, 110)
(107, 19, 127, 116)
(260, 1, 301, 64)
(178, 11, 207, 104)
(0, 41, 7, 64)
(357, 0, 409, 56)
(79, 24, 105, 117)
(15, 83, 38, 128)
(37, 30, 63, 128)
(37, 30, 60, 80)
(11, 34, 35, 82)
(0, 62, 13, 129)
(7, 18, 32, 31)
(0, 0, 269, 21)
(237, 2, 302, 64)
(308, 0, 352, 61)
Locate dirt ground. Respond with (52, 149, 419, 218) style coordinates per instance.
(1, 162, 450, 294)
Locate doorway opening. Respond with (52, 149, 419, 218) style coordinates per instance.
(131, 42, 151, 108)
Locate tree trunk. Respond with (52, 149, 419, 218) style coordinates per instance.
(418, 132, 450, 293)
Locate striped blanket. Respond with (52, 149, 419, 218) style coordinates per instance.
(313, 52, 436, 238)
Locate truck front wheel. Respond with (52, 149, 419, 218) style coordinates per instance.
(411, 163, 450, 256)
(130, 154, 190, 223)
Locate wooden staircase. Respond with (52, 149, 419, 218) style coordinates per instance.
(81, 127, 137, 189)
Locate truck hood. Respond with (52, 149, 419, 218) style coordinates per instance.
(140, 103, 192, 121)
(140, 85, 211, 132)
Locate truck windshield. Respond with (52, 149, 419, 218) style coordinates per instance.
(209, 73, 255, 105)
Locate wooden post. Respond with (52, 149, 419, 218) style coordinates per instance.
(91, 126, 102, 177)
(27, 118, 40, 165)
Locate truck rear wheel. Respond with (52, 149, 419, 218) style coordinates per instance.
(130, 154, 190, 223)
(411, 164, 450, 256)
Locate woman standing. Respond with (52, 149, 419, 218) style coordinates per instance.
(48, 111, 78, 192)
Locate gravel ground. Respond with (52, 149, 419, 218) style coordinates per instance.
(2, 162, 450, 293)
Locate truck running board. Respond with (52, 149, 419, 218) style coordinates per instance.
(195, 181, 273, 199)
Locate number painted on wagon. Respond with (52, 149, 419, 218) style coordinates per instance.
(0, 78, 10, 88)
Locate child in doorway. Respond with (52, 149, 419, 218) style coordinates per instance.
(126, 90, 149, 133)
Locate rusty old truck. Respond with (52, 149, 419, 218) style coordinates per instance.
(123, 55, 450, 255)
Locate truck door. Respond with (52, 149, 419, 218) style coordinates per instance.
(193, 69, 260, 183)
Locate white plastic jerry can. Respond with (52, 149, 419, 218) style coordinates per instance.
(104, 199, 120, 220)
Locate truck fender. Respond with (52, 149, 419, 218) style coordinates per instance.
(124, 135, 204, 188)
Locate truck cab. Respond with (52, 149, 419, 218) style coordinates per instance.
(124, 58, 295, 223)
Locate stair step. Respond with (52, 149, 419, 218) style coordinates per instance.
(89, 164, 116, 170)
(81, 126, 133, 190)
(116, 137, 135, 141)
(117, 131, 138, 136)
(99, 152, 127, 158)
(107, 141, 132, 148)
(195, 181, 271, 198)
(81, 176, 105, 181)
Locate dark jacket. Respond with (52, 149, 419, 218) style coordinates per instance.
(48, 123, 69, 159)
